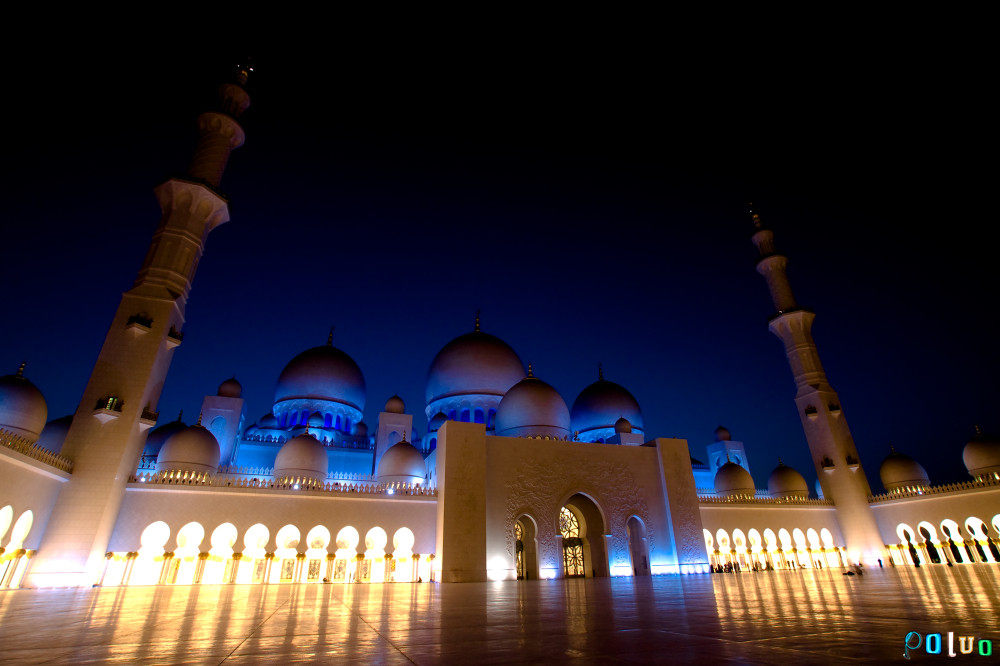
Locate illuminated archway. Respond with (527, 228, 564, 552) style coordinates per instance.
(716, 529, 731, 566)
(732, 529, 748, 569)
(127, 521, 171, 586)
(272, 524, 301, 583)
(747, 529, 764, 569)
(515, 515, 539, 580)
(171, 521, 205, 585)
(965, 517, 997, 563)
(940, 519, 968, 564)
(558, 494, 608, 578)
(626, 516, 650, 576)
(917, 522, 942, 565)
(333, 526, 360, 583)
(238, 523, 270, 584)
(364, 527, 388, 582)
(896, 523, 920, 565)
(203, 523, 238, 584)
(0, 505, 12, 547)
(303, 525, 331, 582)
(6, 510, 33, 550)
(392, 527, 416, 582)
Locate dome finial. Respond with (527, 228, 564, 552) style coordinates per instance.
(197, 411, 203, 426)
(327, 326, 335, 346)
(16, 361, 26, 377)
(177, 409, 184, 422)
(974, 424, 984, 436)
(474, 310, 481, 332)
(598, 363, 604, 381)
(527, 363, 533, 378)
(777, 456, 783, 465)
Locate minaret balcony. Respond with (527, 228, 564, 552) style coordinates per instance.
(845, 455, 860, 472)
(820, 456, 836, 473)
(125, 314, 153, 336)
(139, 407, 159, 432)
(93, 396, 124, 424)
(804, 405, 819, 420)
(166, 327, 184, 349)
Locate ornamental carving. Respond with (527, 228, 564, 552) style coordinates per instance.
(502, 453, 655, 571)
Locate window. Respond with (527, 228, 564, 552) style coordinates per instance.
(324, 413, 332, 428)
(460, 409, 471, 422)
(474, 409, 485, 424)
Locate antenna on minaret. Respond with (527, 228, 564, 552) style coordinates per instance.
(474, 310, 481, 332)
(327, 326, 335, 346)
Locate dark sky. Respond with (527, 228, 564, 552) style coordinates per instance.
(1, 42, 994, 491)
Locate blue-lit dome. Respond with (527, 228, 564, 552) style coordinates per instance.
(275, 343, 366, 412)
(570, 376, 643, 442)
(495, 375, 570, 439)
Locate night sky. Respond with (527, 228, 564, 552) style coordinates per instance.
(2, 44, 994, 491)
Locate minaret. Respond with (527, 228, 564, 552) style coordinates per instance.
(751, 206, 885, 564)
(27, 64, 252, 587)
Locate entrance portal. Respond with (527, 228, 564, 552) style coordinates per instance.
(558, 494, 609, 578)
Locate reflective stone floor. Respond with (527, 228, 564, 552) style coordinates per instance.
(1, 566, 998, 664)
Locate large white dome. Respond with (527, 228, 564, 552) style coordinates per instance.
(275, 343, 366, 412)
(495, 375, 570, 439)
(767, 461, 809, 498)
(143, 413, 186, 457)
(274, 434, 328, 483)
(963, 428, 1000, 479)
(377, 440, 426, 485)
(714, 461, 755, 497)
(879, 449, 930, 491)
(570, 376, 643, 442)
(156, 424, 220, 474)
(425, 330, 524, 406)
(0, 364, 47, 442)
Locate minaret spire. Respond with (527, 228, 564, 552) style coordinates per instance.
(753, 209, 885, 565)
(28, 63, 251, 587)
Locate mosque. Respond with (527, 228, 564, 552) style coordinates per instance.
(2, 67, 999, 590)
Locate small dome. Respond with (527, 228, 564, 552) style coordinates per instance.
(714, 426, 731, 442)
(963, 428, 1000, 479)
(570, 374, 643, 442)
(258, 413, 279, 428)
(274, 434, 328, 483)
(426, 330, 524, 406)
(428, 412, 448, 432)
(0, 363, 48, 442)
(767, 461, 809, 498)
(384, 395, 405, 414)
(217, 377, 242, 398)
(714, 461, 755, 497)
(35, 414, 74, 454)
(307, 412, 325, 428)
(880, 449, 930, 491)
(156, 424, 220, 473)
(275, 342, 366, 412)
(354, 421, 368, 437)
(377, 439, 426, 484)
(144, 413, 186, 456)
(614, 417, 632, 434)
(495, 375, 570, 439)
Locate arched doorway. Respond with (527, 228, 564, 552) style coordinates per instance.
(514, 515, 539, 580)
(558, 494, 609, 578)
(626, 516, 649, 576)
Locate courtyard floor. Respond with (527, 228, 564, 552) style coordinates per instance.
(0, 565, 998, 664)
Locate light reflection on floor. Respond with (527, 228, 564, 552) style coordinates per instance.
(0, 566, 998, 663)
